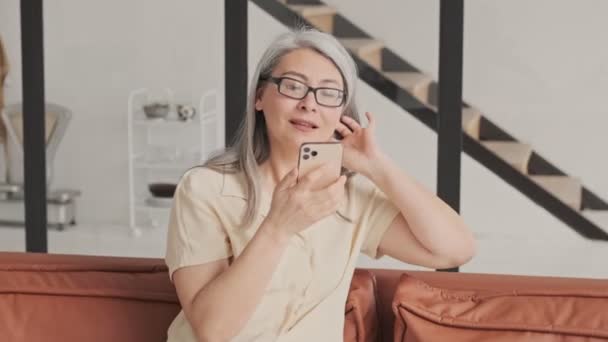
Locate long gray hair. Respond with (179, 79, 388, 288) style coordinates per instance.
(203, 28, 361, 228)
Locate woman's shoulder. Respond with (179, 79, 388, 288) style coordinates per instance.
(177, 166, 226, 199)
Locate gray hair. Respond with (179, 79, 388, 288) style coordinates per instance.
(203, 27, 360, 228)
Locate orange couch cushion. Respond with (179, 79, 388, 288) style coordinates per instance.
(0, 252, 180, 342)
(392, 272, 608, 341)
(344, 269, 379, 342)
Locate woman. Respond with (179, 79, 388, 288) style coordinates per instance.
(165, 28, 476, 342)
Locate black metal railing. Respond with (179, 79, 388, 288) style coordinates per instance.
(20, 0, 48, 252)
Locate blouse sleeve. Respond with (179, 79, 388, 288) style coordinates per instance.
(165, 168, 233, 281)
(358, 178, 400, 259)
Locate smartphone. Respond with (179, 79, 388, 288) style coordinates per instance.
(297, 142, 343, 190)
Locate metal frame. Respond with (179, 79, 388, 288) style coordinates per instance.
(436, 0, 464, 272)
(20, 0, 48, 252)
(225, 0, 248, 146)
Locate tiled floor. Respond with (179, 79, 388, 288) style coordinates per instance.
(1, 224, 607, 279)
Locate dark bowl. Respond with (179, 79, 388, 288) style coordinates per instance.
(148, 183, 177, 198)
(143, 103, 170, 119)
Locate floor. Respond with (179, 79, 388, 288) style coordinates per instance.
(0, 224, 166, 258)
(1, 224, 607, 279)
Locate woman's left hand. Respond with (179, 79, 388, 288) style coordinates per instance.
(335, 111, 384, 177)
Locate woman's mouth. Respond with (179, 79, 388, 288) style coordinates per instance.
(289, 119, 318, 132)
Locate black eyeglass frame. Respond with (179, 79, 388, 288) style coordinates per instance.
(261, 76, 347, 108)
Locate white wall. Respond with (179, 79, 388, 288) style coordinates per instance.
(1, 1, 607, 278)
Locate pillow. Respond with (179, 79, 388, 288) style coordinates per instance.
(344, 269, 379, 342)
(393, 272, 608, 341)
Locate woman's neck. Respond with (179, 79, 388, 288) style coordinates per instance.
(259, 147, 299, 193)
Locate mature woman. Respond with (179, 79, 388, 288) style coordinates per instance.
(165, 28, 475, 342)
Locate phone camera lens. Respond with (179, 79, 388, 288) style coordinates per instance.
(303, 154, 310, 160)
(311, 151, 318, 157)
(304, 147, 310, 153)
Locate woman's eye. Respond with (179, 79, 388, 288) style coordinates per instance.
(320, 90, 338, 98)
(286, 83, 302, 91)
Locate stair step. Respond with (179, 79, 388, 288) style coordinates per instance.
(339, 38, 384, 70)
(462, 107, 482, 140)
(288, 5, 337, 33)
(583, 210, 608, 231)
(424, 105, 483, 140)
(384, 72, 433, 104)
(288, 5, 337, 17)
(482, 141, 532, 173)
(530, 175, 582, 210)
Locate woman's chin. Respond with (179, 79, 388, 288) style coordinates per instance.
(293, 137, 325, 147)
(281, 132, 333, 150)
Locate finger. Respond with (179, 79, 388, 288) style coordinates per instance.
(365, 112, 375, 130)
(276, 168, 298, 191)
(329, 174, 347, 193)
(341, 115, 362, 133)
(335, 122, 353, 137)
(311, 174, 346, 198)
(297, 164, 331, 189)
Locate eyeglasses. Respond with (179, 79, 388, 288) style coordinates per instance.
(262, 76, 346, 108)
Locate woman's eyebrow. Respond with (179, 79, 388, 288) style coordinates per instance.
(280, 71, 341, 86)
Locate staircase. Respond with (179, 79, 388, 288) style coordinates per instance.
(252, 0, 608, 240)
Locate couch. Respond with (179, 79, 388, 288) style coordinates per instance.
(1, 251, 607, 341)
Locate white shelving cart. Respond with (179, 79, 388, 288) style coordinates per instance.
(127, 88, 221, 236)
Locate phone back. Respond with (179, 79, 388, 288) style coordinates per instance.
(297, 142, 343, 190)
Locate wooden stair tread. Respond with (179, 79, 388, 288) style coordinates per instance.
(462, 107, 482, 140)
(288, 5, 336, 33)
(530, 175, 582, 209)
(384, 71, 432, 103)
(482, 141, 532, 173)
(583, 210, 608, 230)
(405, 102, 481, 138)
(288, 5, 337, 17)
(383, 73, 481, 139)
(339, 38, 384, 54)
(384, 71, 432, 88)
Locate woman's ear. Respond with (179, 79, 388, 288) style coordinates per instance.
(255, 87, 265, 111)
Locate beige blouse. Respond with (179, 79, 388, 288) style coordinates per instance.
(165, 166, 399, 341)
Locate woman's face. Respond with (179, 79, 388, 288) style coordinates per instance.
(255, 48, 345, 153)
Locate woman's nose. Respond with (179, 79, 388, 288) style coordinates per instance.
(298, 91, 318, 112)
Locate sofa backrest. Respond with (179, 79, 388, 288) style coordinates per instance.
(3, 252, 607, 342)
(0, 252, 384, 342)
(0, 252, 180, 342)
(388, 270, 608, 342)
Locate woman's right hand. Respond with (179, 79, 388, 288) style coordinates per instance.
(262, 165, 347, 241)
